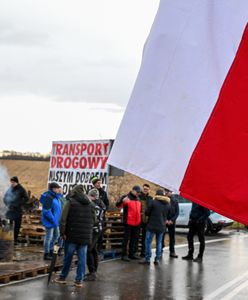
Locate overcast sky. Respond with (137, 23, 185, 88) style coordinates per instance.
(0, 0, 159, 153)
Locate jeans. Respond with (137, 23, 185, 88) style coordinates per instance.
(60, 242, 87, 282)
(145, 230, 163, 262)
(44, 227, 60, 254)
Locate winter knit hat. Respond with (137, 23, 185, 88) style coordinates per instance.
(91, 176, 101, 185)
(10, 176, 19, 183)
(88, 188, 99, 198)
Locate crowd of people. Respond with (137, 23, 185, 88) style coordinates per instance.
(3, 176, 210, 288)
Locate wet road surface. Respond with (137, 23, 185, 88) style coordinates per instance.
(1, 230, 248, 300)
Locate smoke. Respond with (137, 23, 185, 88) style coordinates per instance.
(0, 164, 10, 218)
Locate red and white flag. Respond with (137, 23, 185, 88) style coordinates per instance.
(108, 0, 248, 224)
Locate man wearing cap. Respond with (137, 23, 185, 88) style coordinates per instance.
(116, 185, 142, 261)
(85, 188, 106, 281)
(91, 176, 109, 209)
(40, 182, 62, 260)
(3, 176, 29, 245)
(139, 189, 170, 265)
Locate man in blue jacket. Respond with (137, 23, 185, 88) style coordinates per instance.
(40, 182, 62, 260)
(182, 202, 210, 262)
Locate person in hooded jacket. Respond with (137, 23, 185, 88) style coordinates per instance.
(55, 185, 95, 288)
(116, 185, 142, 262)
(139, 189, 170, 265)
(40, 182, 62, 260)
(3, 176, 29, 245)
(85, 188, 106, 281)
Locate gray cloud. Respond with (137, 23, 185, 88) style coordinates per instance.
(0, 30, 50, 47)
(0, 0, 158, 107)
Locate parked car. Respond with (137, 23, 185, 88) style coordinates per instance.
(174, 195, 233, 233)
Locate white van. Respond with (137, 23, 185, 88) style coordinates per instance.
(175, 195, 233, 233)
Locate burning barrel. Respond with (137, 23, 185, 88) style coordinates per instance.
(0, 218, 14, 262)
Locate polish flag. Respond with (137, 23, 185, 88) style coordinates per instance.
(108, 1, 248, 224)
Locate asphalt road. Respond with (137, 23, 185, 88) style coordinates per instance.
(1, 230, 248, 300)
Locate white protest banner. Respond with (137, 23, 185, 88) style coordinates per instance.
(48, 140, 112, 194)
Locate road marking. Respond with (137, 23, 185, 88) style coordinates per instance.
(205, 270, 248, 300)
(174, 237, 230, 249)
(221, 279, 248, 300)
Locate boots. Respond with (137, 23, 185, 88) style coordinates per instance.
(170, 252, 178, 258)
(193, 255, 203, 263)
(182, 254, 193, 260)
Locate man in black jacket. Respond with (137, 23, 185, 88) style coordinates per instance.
(3, 176, 29, 245)
(139, 189, 170, 265)
(162, 190, 179, 258)
(55, 185, 95, 287)
(182, 202, 210, 262)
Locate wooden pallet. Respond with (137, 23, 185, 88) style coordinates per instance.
(20, 213, 45, 244)
(0, 263, 49, 284)
(0, 272, 22, 284)
(0, 255, 72, 285)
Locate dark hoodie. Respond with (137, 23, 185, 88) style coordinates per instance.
(146, 195, 170, 233)
(4, 184, 29, 219)
(60, 185, 96, 245)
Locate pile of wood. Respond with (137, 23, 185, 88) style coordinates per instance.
(19, 211, 45, 244)
(103, 212, 123, 251)
(19, 210, 142, 256)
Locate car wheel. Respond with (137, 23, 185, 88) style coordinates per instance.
(205, 219, 212, 234)
(211, 227, 222, 234)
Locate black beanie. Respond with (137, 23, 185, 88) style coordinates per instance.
(156, 189, 165, 196)
(49, 182, 60, 189)
(10, 176, 19, 183)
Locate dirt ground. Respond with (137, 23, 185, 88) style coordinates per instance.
(0, 160, 161, 203)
